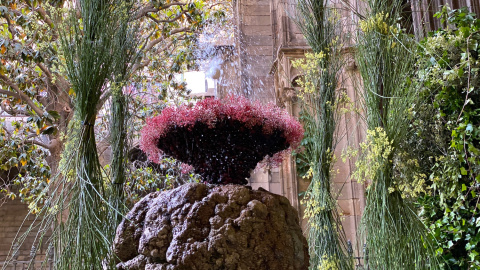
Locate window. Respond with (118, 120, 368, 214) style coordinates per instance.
(410, 0, 480, 38)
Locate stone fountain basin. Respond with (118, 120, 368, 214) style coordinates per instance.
(113, 183, 309, 270)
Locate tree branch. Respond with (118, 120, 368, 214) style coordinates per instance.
(147, 11, 187, 24)
(35, 6, 58, 41)
(134, 2, 188, 20)
(170, 27, 191, 35)
(3, 13, 17, 39)
(131, 59, 152, 74)
(143, 36, 166, 52)
(141, 27, 190, 54)
(0, 101, 31, 117)
(0, 75, 46, 117)
(0, 89, 21, 99)
(35, 6, 55, 29)
(37, 63, 53, 81)
(1, 124, 12, 138)
(132, 39, 178, 73)
(27, 139, 51, 150)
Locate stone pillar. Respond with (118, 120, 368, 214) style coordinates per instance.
(234, 0, 275, 102)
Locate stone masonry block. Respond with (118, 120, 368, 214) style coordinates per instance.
(243, 15, 271, 26)
(244, 35, 273, 46)
(242, 5, 270, 16)
(243, 25, 272, 36)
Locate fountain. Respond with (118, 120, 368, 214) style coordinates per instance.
(113, 95, 309, 269)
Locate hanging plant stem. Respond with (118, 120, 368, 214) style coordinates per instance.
(110, 87, 128, 222)
(293, 1, 354, 269)
(354, 0, 440, 268)
(3, 1, 140, 269)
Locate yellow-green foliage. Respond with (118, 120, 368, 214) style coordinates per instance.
(302, 181, 326, 220)
(392, 152, 427, 198)
(292, 52, 326, 99)
(346, 127, 426, 198)
(292, 54, 357, 116)
(317, 254, 340, 270)
(359, 12, 398, 36)
(352, 127, 393, 185)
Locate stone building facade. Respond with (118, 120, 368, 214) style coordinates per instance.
(225, 0, 367, 252)
(1, 0, 480, 267)
(215, 0, 480, 256)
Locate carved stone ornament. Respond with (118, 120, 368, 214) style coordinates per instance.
(283, 87, 297, 102)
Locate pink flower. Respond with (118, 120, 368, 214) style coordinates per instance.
(139, 95, 304, 184)
(180, 163, 194, 174)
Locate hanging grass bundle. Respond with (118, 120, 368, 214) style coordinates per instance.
(293, 1, 354, 269)
(54, 0, 138, 268)
(3, 1, 140, 269)
(354, 0, 440, 268)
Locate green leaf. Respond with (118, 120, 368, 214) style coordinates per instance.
(47, 110, 60, 121)
(469, 250, 479, 261)
(40, 126, 56, 135)
(447, 240, 454, 248)
(460, 27, 470, 37)
(461, 167, 468, 175)
(462, 184, 467, 191)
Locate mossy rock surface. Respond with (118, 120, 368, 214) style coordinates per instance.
(113, 183, 309, 270)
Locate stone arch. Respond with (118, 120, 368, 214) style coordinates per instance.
(289, 65, 303, 87)
(291, 75, 303, 88)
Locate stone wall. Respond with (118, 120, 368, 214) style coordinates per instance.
(0, 196, 49, 269)
(267, 0, 367, 256)
(234, 0, 276, 102)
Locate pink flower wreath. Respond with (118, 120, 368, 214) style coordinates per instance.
(140, 95, 303, 185)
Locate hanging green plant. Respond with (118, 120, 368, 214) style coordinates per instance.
(293, 1, 354, 269)
(410, 7, 480, 269)
(354, 0, 440, 269)
(5, 1, 141, 269)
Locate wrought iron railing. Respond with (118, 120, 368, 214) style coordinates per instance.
(347, 240, 370, 270)
(1, 245, 54, 270)
(0, 260, 54, 270)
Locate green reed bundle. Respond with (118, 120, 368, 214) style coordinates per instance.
(108, 6, 139, 222)
(294, 1, 354, 269)
(6, 1, 140, 269)
(355, 0, 439, 268)
(57, 1, 138, 268)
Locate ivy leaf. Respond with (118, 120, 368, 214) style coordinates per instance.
(47, 110, 60, 121)
(460, 167, 468, 175)
(469, 250, 479, 262)
(466, 123, 473, 132)
(447, 240, 454, 248)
